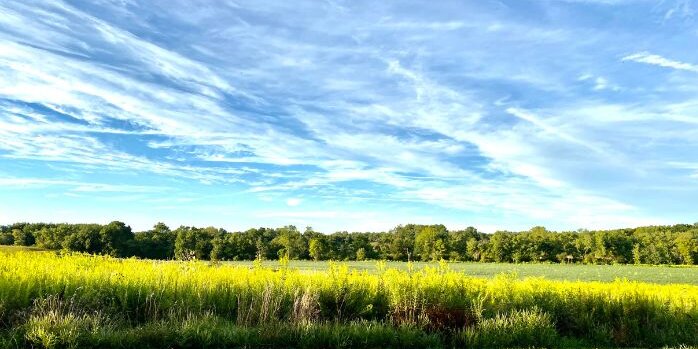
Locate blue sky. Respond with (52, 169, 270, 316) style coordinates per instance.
(1, 0, 697, 232)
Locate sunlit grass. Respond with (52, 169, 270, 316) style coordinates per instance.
(1, 251, 696, 348)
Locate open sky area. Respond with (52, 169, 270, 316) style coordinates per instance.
(1, 0, 697, 232)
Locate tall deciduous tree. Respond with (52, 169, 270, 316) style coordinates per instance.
(415, 226, 448, 261)
(309, 238, 327, 261)
(100, 221, 134, 257)
(272, 226, 306, 259)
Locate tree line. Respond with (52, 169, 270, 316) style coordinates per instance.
(1, 222, 697, 265)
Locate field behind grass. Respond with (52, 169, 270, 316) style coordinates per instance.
(0, 245, 45, 253)
(4, 244, 696, 284)
(1, 250, 697, 348)
(226, 260, 698, 285)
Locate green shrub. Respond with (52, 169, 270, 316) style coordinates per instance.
(456, 308, 558, 348)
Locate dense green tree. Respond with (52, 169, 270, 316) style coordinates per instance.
(356, 247, 366, 261)
(388, 225, 419, 261)
(308, 237, 327, 261)
(2, 221, 696, 266)
(174, 226, 218, 260)
(414, 225, 448, 261)
(633, 243, 642, 265)
(272, 226, 306, 259)
(349, 234, 376, 260)
(466, 238, 481, 261)
(487, 231, 513, 262)
(556, 232, 580, 263)
(675, 230, 698, 265)
(0, 231, 13, 245)
(100, 221, 134, 257)
(575, 231, 594, 263)
(135, 223, 176, 259)
(633, 227, 677, 264)
(528, 226, 560, 262)
(251, 227, 280, 260)
(447, 227, 479, 261)
(12, 228, 35, 246)
(62, 224, 102, 253)
(35, 225, 72, 250)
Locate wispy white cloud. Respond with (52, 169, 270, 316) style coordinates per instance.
(0, 178, 170, 193)
(0, 0, 695, 231)
(662, 0, 695, 21)
(505, 107, 607, 155)
(622, 52, 698, 73)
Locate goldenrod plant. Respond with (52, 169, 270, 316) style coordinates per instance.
(0, 251, 696, 348)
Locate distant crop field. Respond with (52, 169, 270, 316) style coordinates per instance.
(0, 245, 45, 253)
(225, 260, 698, 285)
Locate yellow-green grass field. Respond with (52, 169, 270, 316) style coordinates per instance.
(0, 250, 697, 348)
(6, 244, 697, 285)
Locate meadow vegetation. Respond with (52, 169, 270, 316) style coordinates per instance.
(0, 250, 696, 348)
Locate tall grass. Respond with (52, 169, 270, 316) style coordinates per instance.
(0, 251, 696, 348)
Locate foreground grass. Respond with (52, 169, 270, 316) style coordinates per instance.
(2, 318, 446, 349)
(225, 260, 698, 285)
(0, 251, 696, 348)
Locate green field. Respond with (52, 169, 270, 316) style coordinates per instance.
(0, 245, 45, 253)
(225, 260, 698, 285)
